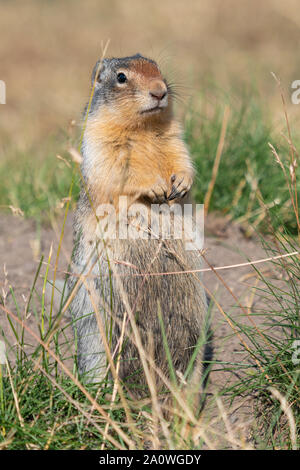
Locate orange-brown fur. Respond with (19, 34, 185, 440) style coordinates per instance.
(85, 111, 194, 207)
(82, 58, 193, 210)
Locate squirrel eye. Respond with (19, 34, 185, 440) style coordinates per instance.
(117, 72, 127, 84)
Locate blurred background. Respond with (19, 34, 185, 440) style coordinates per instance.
(1, 0, 300, 147)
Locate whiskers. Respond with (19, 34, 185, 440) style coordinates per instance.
(166, 81, 192, 106)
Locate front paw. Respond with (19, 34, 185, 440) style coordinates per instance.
(168, 172, 193, 200)
(143, 177, 169, 204)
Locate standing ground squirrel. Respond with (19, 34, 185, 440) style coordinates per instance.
(68, 54, 212, 403)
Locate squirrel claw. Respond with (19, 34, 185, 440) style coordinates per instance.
(168, 173, 192, 201)
(168, 188, 188, 201)
(144, 179, 169, 203)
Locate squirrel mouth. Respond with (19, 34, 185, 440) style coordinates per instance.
(140, 106, 163, 115)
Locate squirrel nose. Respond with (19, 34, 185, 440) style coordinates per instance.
(149, 80, 167, 101)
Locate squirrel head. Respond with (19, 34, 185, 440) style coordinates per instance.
(87, 54, 172, 128)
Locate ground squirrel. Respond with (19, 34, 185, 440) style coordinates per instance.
(68, 54, 212, 402)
